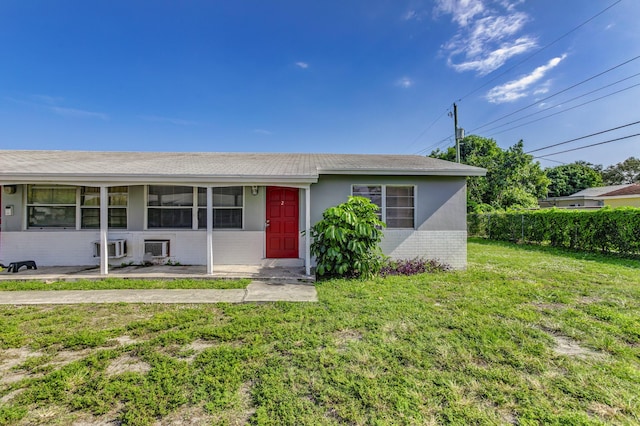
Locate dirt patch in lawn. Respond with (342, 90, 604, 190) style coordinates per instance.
(0, 347, 44, 385)
(45, 348, 94, 369)
(0, 388, 24, 404)
(105, 354, 151, 377)
(532, 302, 565, 311)
(333, 329, 363, 350)
(550, 334, 604, 359)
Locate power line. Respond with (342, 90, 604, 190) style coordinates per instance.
(527, 120, 640, 154)
(481, 71, 640, 134)
(470, 54, 640, 133)
(539, 158, 567, 165)
(457, 0, 623, 102)
(412, 0, 624, 156)
(414, 135, 453, 155)
(487, 82, 640, 137)
(535, 133, 640, 158)
(406, 107, 450, 151)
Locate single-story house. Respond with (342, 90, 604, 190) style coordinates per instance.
(0, 150, 486, 275)
(539, 184, 640, 209)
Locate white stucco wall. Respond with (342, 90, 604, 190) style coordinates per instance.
(0, 230, 266, 266)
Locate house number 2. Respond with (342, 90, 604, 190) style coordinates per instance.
(281, 201, 285, 205)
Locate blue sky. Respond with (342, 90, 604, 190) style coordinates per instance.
(1, 0, 638, 169)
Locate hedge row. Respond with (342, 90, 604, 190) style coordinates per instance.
(468, 208, 640, 256)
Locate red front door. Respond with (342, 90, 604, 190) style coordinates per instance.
(266, 187, 299, 258)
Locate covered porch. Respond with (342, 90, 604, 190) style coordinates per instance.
(0, 262, 314, 282)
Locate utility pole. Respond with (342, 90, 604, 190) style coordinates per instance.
(453, 103, 460, 163)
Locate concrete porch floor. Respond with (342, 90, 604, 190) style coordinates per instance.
(0, 264, 314, 283)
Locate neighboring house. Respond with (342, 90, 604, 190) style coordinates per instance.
(0, 150, 485, 275)
(539, 184, 640, 209)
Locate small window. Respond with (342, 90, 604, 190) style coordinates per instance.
(352, 184, 415, 229)
(147, 186, 194, 228)
(197, 187, 243, 229)
(81, 186, 128, 229)
(386, 186, 414, 228)
(27, 185, 77, 228)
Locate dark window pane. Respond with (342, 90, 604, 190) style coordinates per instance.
(386, 186, 414, 228)
(386, 208, 414, 228)
(214, 187, 243, 207)
(148, 186, 193, 206)
(214, 208, 242, 228)
(28, 186, 76, 204)
(386, 186, 414, 197)
(81, 187, 101, 206)
(81, 209, 100, 228)
(198, 208, 242, 229)
(197, 187, 243, 207)
(148, 208, 192, 228)
(198, 208, 206, 229)
(109, 208, 127, 228)
(386, 217, 415, 228)
(28, 206, 76, 228)
(352, 185, 382, 208)
(82, 208, 127, 229)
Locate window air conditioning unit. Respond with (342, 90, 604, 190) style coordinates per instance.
(144, 240, 170, 258)
(93, 239, 127, 259)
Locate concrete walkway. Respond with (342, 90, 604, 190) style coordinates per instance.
(0, 281, 318, 305)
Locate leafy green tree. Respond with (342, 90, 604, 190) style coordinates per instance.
(602, 157, 640, 185)
(431, 135, 549, 211)
(545, 161, 603, 197)
(310, 196, 385, 279)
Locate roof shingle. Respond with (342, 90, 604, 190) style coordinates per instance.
(0, 150, 485, 183)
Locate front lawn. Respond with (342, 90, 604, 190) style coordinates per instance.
(0, 239, 638, 425)
(0, 278, 250, 291)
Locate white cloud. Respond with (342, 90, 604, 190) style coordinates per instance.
(295, 62, 309, 69)
(31, 94, 64, 105)
(533, 80, 552, 95)
(253, 129, 273, 135)
(449, 36, 536, 74)
(7, 95, 109, 120)
(403, 9, 418, 20)
(436, 0, 537, 75)
(140, 115, 197, 126)
(434, 0, 485, 27)
(49, 106, 109, 120)
(396, 77, 414, 88)
(486, 54, 567, 103)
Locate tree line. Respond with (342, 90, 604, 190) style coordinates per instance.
(430, 135, 640, 212)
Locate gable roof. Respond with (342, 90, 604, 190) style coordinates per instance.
(0, 150, 486, 185)
(569, 184, 636, 197)
(598, 184, 640, 197)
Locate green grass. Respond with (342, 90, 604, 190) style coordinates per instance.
(0, 278, 250, 291)
(1, 239, 639, 425)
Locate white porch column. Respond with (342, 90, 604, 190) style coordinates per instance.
(99, 186, 109, 275)
(206, 186, 214, 275)
(305, 185, 311, 276)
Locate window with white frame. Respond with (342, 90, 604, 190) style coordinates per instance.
(197, 187, 243, 229)
(27, 185, 77, 228)
(146, 186, 244, 229)
(81, 186, 128, 229)
(147, 186, 194, 228)
(27, 185, 129, 229)
(352, 185, 415, 229)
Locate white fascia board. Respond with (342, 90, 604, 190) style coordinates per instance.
(317, 168, 487, 177)
(0, 174, 319, 186)
(595, 194, 640, 200)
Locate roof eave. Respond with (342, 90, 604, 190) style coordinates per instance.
(317, 169, 486, 177)
(0, 173, 319, 185)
